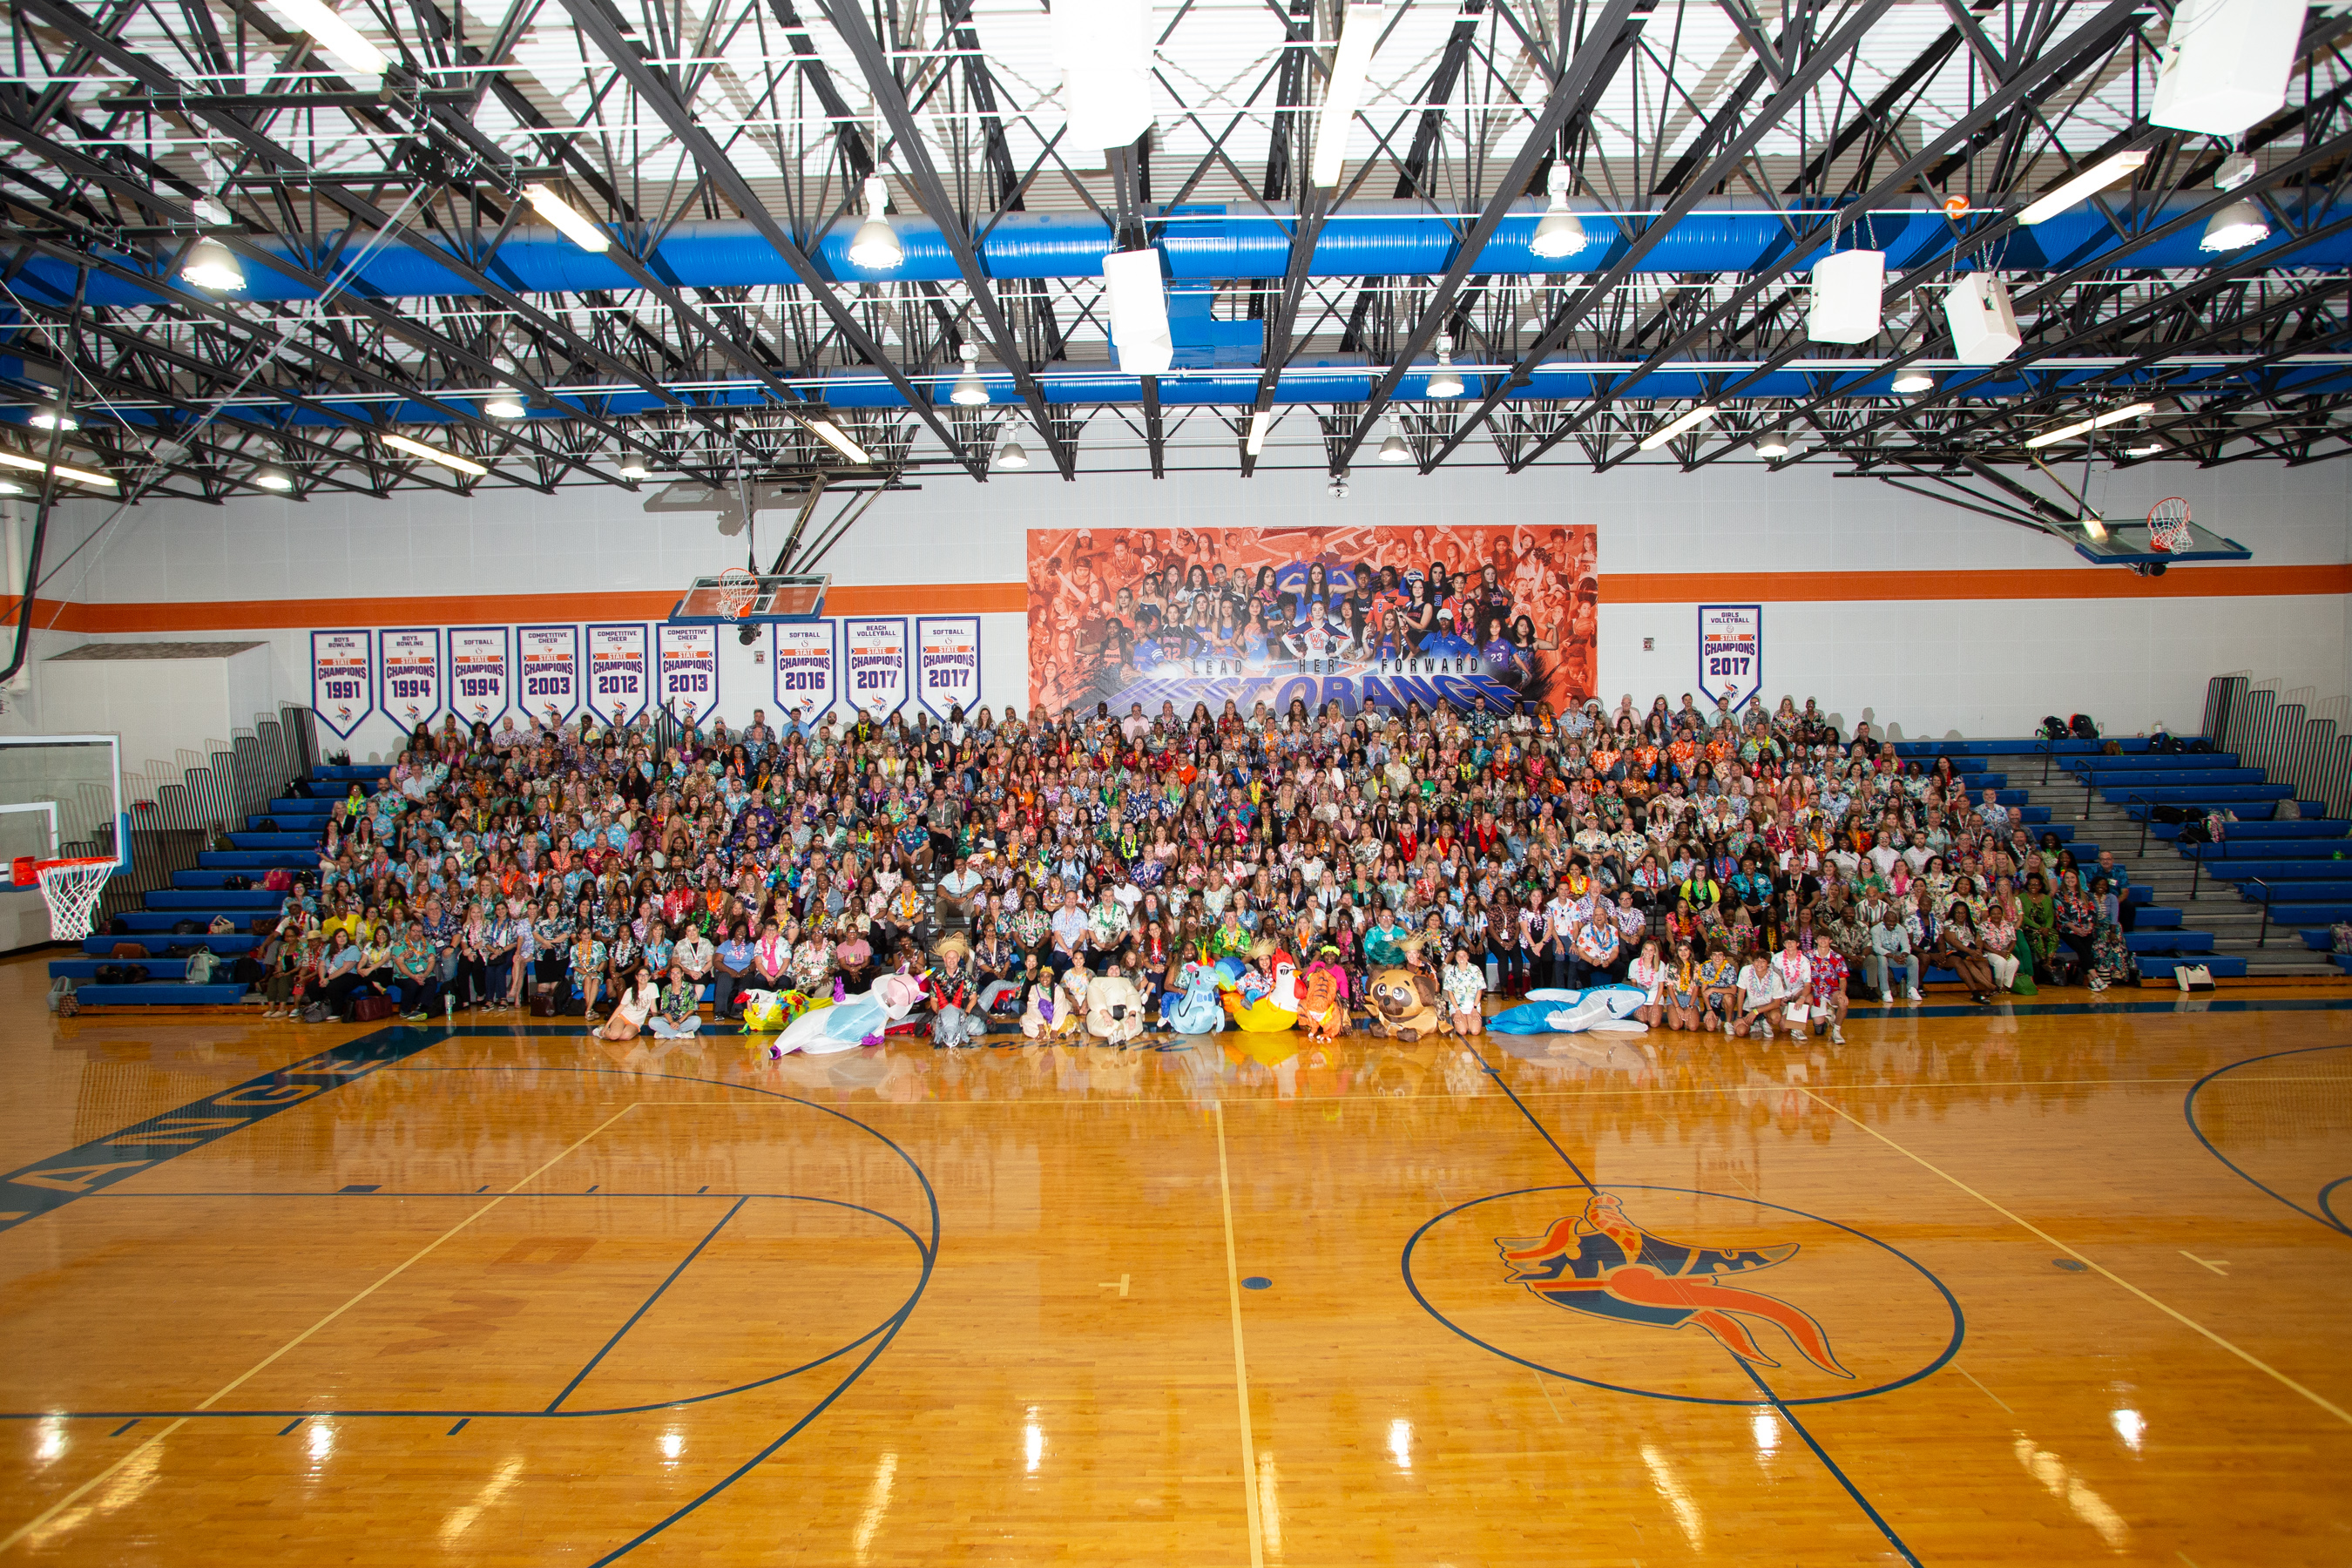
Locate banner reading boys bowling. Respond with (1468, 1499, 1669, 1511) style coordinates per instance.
(843, 617, 908, 718)
(448, 625, 511, 726)
(1025, 523, 1596, 717)
(309, 630, 374, 738)
(377, 628, 443, 731)
(585, 623, 649, 726)
(517, 624, 581, 726)
(916, 616, 982, 719)
(656, 624, 720, 723)
(772, 620, 839, 720)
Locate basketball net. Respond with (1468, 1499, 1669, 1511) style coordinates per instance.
(714, 567, 758, 618)
(2147, 497, 2193, 554)
(37, 856, 117, 941)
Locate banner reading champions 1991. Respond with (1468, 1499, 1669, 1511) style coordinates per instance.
(1026, 524, 1597, 718)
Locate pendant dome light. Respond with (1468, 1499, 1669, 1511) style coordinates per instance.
(848, 174, 904, 269)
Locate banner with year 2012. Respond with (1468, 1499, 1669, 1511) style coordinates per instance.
(656, 624, 720, 726)
(916, 615, 982, 720)
(843, 617, 908, 720)
(772, 620, 838, 724)
(310, 630, 375, 739)
(448, 626, 511, 727)
(1697, 604, 1762, 712)
(585, 623, 650, 727)
(377, 627, 443, 733)
(517, 625, 580, 727)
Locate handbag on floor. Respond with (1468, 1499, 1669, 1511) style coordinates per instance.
(2174, 963, 2215, 993)
(350, 995, 401, 1021)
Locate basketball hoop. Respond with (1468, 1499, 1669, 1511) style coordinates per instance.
(36, 856, 117, 942)
(713, 566, 759, 618)
(2147, 497, 2193, 553)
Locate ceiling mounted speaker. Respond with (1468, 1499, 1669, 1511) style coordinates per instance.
(1102, 247, 1174, 376)
(1943, 274, 2022, 363)
(1807, 249, 1886, 344)
(2152, 0, 2304, 135)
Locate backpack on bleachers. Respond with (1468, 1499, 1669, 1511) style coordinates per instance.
(221, 873, 252, 891)
(2276, 797, 2301, 821)
(2068, 713, 2099, 740)
(184, 949, 218, 984)
(2039, 715, 2070, 741)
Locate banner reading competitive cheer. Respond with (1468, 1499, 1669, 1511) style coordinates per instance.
(656, 623, 720, 723)
(1026, 524, 1595, 718)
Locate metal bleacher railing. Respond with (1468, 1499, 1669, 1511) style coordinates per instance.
(2203, 674, 2352, 823)
(102, 704, 320, 921)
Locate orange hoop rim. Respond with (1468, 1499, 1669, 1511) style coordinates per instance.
(34, 856, 118, 873)
(713, 566, 759, 618)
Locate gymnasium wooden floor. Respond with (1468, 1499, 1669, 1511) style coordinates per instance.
(2, 957, 2348, 1566)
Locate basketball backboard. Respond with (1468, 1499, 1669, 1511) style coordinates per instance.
(2071, 519, 2252, 566)
(0, 734, 129, 889)
(669, 571, 830, 625)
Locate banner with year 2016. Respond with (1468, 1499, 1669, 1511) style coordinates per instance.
(772, 620, 838, 724)
(843, 617, 908, 720)
(656, 624, 720, 726)
(585, 623, 650, 727)
(310, 629, 375, 739)
(915, 615, 982, 720)
(517, 625, 580, 727)
(448, 625, 511, 727)
(377, 627, 443, 732)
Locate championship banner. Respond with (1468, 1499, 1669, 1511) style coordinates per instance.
(915, 615, 982, 719)
(843, 616, 909, 719)
(585, 623, 650, 727)
(448, 625, 511, 727)
(377, 627, 443, 732)
(310, 630, 374, 739)
(517, 625, 581, 727)
(1026, 524, 1595, 717)
(772, 620, 839, 721)
(1697, 604, 1762, 712)
(656, 623, 720, 725)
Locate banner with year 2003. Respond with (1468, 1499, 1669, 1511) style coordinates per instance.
(585, 623, 650, 727)
(1697, 604, 1762, 712)
(916, 615, 982, 719)
(656, 624, 720, 725)
(448, 625, 511, 727)
(517, 625, 580, 727)
(843, 617, 908, 719)
(772, 620, 838, 723)
(377, 627, 443, 732)
(310, 629, 375, 739)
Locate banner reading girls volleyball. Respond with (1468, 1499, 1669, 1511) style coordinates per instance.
(448, 626, 511, 727)
(585, 623, 650, 726)
(517, 625, 581, 726)
(377, 628, 443, 731)
(310, 630, 374, 738)
(843, 617, 909, 719)
(772, 620, 839, 720)
(656, 624, 720, 723)
(1026, 524, 1595, 717)
(915, 616, 982, 719)
(1697, 604, 1762, 712)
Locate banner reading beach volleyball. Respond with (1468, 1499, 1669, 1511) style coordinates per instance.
(843, 617, 909, 719)
(310, 630, 375, 739)
(656, 624, 720, 724)
(517, 625, 581, 727)
(377, 627, 443, 731)
(1026, 524, 1595, 717)
(772, 620, 839, 720)
(585, 622, 649, 727)
(1697, 604, 1762, 712)
(448, 626, 511, 727)
(916, 615, 982, 719)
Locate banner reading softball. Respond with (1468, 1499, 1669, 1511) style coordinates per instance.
(1026, 524, 1595, 717)
(916, 615, 982, 719)
(377, 628, 443, 731)
(310, 630, 374, 739)
(517, 625, 580, 727)
(656, 623, 720, 723)
(772, 620, 839, 720)
(843, 617, 908, 719)
(448, 625, 511, 727)
(585, 623, 649, 726)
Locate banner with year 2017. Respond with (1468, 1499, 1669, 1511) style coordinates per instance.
(656, 624, 720, 725)
(843, 617, 908, 720)
(517, 625, 581, 727)
(1697, 604, 1762, 712)
(585, 623, 650, 727)
(377, 627, 443, 732)
(916, 616, 982, 720)
(310, 630, 375, 739)
(448, 626, 511, 727)
(772, 620, 839, 723)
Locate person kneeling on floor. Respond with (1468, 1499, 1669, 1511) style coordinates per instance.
(647, 963, 701, 1038)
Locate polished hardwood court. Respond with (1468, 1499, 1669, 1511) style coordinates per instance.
(2, 956, 2348, 1565)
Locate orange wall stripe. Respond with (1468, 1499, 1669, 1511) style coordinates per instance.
(1604, 564, 2352, 602)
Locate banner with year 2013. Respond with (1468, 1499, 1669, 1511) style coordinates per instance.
(377, 627, 443, 732)
(843, 617, 908, 720)
(656, 624, 720, 726)
(517, 625, 580, 727)
(772, 620, 838, 724)
(1697, 604, 1762, 712)
(448, 626, 511, 727)
(310, 629, 375, 739)
(916, 615, 982, 719)
(585, 623, 650, 727)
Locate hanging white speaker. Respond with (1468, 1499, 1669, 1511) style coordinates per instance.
(1943, 274, 2022, 363)
(2151, 0, 2305, 136)
(1808, 249, 1886, 343)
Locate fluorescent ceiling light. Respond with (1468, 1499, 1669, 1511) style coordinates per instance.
(265, 0, 389, 78)
(2022, 406, 2149, 450)
(181, 236, 246, 291)
(1890, 368, 1934, 394)
(2024, 416, 2098, 449)
(1246, 409, 1269, 454)
(803, 418, 873, 464)
(0, 450, 118, 490)
(1309, 2, 1383, 188)
(381, 431, 488, 476)
(2201, 198, 2269, 252)
(0, 480, 22, 496)
(2092, 402, 2155, 429)
(846, 176, 902, 270)
(1102, 247, 1173, 376)
(2126, 442, 2166, 457)
(2016, 149, 2149, 226)
(254, 466, 294, 490)
(1423, 335, 1465, 399)
(997, 441, 1030, 470)
(523, 184, 610, 253)
(28, 404, 77, 432)
(1529, 187, 1587, 260)
(1639, 403, 1718, 450)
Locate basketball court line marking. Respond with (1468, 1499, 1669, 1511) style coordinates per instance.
(1952, 1363, 2014, 1414)
(0, 1102, 637, 1555)
(1211, 1102, 1267, 1568)
(2182, 1044, 2352, 1237)
(1799, 1086, 2352, 1429)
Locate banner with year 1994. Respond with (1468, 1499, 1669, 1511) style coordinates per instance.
(656, 624, 720, 725)
(377, 627, 443, 731)
(310, 630, 374, 739)
(448, 626, 511, 727)
(772, 620, 838, 721)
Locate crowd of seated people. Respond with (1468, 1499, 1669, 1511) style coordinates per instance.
(247, 689, 2139, 1035)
